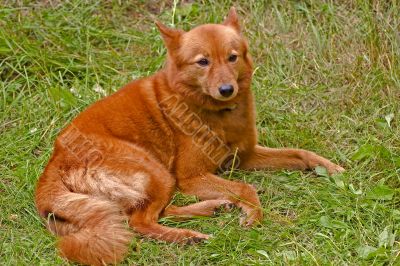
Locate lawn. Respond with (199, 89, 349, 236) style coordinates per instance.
(1, 0, 399, 265)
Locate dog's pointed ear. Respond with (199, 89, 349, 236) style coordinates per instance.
(223, 7, 240, 33)
(155, 21, 184, 51)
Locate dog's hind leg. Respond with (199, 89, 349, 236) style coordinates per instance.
(161, 200, 234, 219)
(128, 172, 210, 243)
(86, 139, 210, 243)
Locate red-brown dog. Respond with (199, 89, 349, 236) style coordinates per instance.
(35, 8, 344, 265)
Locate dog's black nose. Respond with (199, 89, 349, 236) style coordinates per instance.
(218, 84, 234, 97)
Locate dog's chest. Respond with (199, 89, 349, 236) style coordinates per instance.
(174, 107, 254, 170)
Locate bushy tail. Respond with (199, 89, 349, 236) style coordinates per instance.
(39, 192, 133, 265)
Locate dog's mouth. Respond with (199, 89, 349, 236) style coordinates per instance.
(220, 103, 238, 111)
(210, 93, 237, 102)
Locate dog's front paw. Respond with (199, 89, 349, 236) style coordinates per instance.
(328, 163, 345, 175)
(320, 160, 345, 175)
(238, 205, 263, 227)
(308, 153, 345, 175)
(235, 184, 263, 227)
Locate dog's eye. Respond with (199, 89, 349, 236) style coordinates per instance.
(197, 58, 209, 66)
(228, 54, 238, 62)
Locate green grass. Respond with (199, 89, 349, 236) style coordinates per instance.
(1, 0, 399, 265)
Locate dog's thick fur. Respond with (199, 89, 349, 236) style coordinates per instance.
(35, 8, 344, 265)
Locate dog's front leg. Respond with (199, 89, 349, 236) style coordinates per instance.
(240, 145, 344, 175)
(178, 173, 262, 226)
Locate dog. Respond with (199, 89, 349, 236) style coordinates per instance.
(35, 7, 344, 265)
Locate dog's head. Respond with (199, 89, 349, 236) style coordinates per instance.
(156, 7, 253, 110)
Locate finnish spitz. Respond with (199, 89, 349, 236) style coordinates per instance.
(35, 7, 344, 265)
